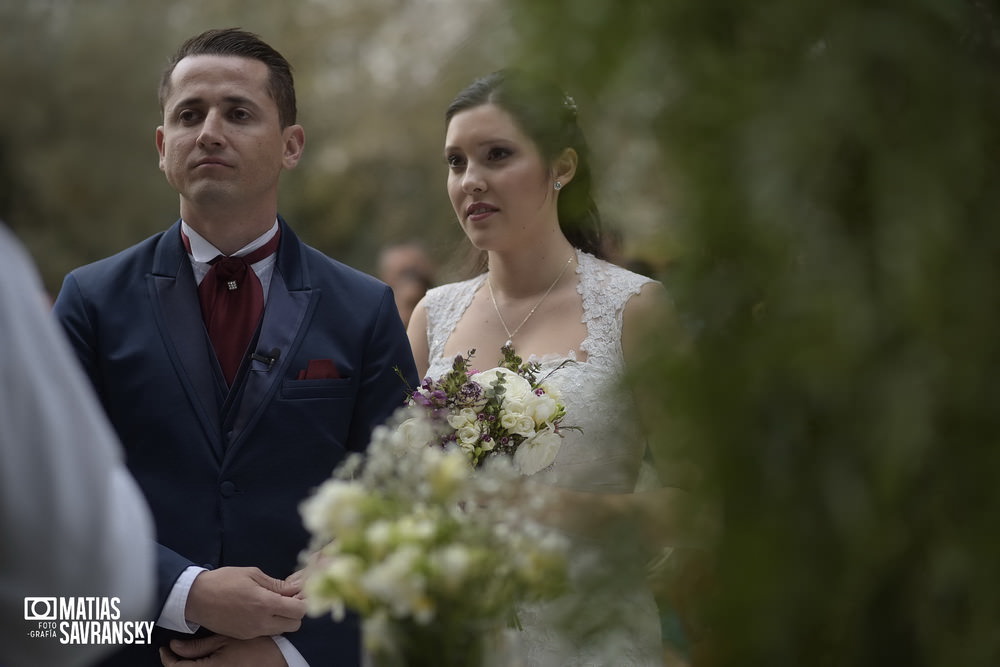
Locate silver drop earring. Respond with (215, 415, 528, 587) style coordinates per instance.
(554, 181, 562, 191)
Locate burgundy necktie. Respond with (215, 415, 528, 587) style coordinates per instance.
(188, 229, 281, 386)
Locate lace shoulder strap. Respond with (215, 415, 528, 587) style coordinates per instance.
(422, 274, 486, 363)
(577, 250, 656, 371)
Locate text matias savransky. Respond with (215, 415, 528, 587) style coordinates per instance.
(24, 596, 155, 645)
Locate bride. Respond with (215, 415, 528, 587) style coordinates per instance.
(407, 69, 680, 666)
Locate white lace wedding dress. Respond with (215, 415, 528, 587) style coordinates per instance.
(422, 250, 664, 666)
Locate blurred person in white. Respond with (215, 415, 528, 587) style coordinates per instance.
(0, 223, 155, 667)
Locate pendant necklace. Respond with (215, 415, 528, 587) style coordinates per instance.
(487, 255, 575, 348)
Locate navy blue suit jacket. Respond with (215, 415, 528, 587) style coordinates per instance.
(53, 218, 418, 666)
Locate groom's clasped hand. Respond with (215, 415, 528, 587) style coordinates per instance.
(159, 567, 306, 666)
(186, 566, 306, 638)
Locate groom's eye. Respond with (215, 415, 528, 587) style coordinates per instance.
(176, 109, 202, 124)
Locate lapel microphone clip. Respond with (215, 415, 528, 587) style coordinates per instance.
(250, 347, 281, 370)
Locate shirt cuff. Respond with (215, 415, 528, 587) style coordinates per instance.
(273, 635, 309, 667)
(156, 565, 206, 633)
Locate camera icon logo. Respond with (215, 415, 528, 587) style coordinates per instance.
(24, 597, 57, 621)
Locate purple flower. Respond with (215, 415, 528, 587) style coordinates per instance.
(458, 382, 483, 402)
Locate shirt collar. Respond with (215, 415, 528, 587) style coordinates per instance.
(180, 220, 280, 264)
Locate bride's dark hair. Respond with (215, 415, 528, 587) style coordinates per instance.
(445, 69, 605, 259)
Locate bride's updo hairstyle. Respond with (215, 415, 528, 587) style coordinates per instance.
(446, 69, 605, 258)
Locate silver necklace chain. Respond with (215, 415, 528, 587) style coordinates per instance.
(487, 255, 574, 347)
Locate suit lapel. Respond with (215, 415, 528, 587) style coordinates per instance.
(149, 221, 225, 460)
(225, 221, 317, 458)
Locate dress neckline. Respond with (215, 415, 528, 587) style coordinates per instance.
(432, 249, 591, 368)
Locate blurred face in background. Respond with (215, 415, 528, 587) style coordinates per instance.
(377, 243, 434, 326)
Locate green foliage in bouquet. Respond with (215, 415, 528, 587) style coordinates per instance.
(508, 1, 1000, 665)
(402, 345, 574, 473)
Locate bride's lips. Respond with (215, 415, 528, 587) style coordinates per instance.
(466, 202, 499, 222)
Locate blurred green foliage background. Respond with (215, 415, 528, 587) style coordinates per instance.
(566, 1, 1000, 665)
(5, 0, 1000, 664)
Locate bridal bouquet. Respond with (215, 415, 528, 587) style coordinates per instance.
(404, 345, 574, 475)
(300, 406, 568, 666)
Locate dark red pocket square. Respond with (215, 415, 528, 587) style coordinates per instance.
(296, 359, 341, 380)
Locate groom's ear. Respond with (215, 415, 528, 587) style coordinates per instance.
(551, 148, 578, 188)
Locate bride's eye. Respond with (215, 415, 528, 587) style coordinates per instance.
(487, 147, 512, 162)
(445, 154, 465, 169)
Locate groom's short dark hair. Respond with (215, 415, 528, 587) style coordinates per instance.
(158, 27, 298, 128)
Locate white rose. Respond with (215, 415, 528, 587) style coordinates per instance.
(456, 423, 481, 447)
(503, 396, 527, 412)
(513, 427, 562, 475)
(537, 382, 561, 401)
(446, 407, 478, 430)
(525, 393, 559, 426)
(392, 416, 436, 452)
(501, 411, 536, 438)
(473, 367, 533, 402)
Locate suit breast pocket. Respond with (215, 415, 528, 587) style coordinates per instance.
(280, 377, 354, 400)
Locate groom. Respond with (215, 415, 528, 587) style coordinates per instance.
(54, 28, 417, 666)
